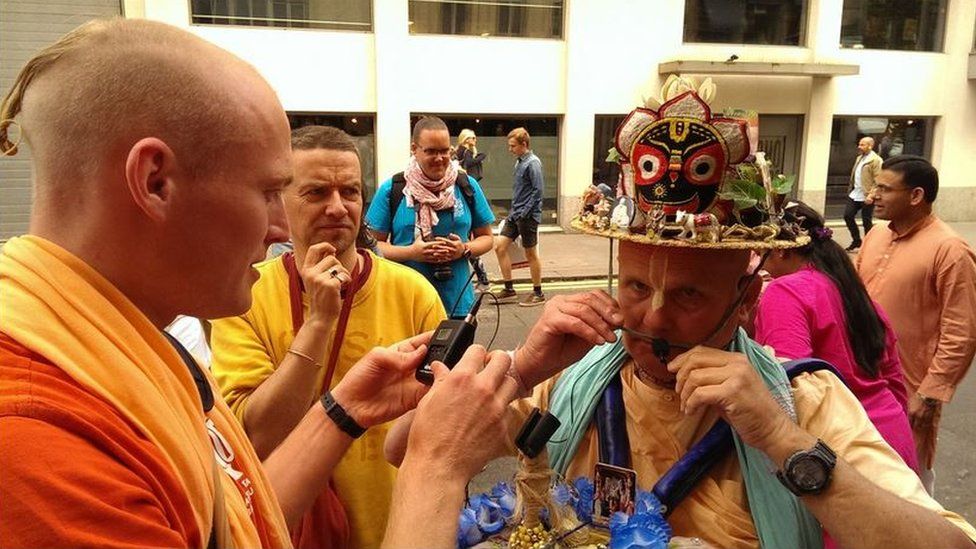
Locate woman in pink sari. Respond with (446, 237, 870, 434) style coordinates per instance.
(756, 202, 917, 472)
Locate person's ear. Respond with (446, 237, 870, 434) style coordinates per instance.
(124, 137, 178, 223)
(410, 141, 418, 156)
(909, 187, 926, 207)
(738, 272, 763, 313)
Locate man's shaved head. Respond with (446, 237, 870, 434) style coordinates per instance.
(0, 18, 294, 325)
(1, 18, 270, 190)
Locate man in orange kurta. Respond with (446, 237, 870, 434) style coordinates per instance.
(0, 19, 522, 549)
(857, 154, 976, 493)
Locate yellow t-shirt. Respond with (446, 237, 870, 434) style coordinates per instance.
(524, 361, 976, 549)
(211, 251, 446, 548)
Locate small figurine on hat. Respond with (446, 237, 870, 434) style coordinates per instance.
(610, 197, 635, 230)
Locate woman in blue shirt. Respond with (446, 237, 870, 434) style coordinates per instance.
(367, 117, 495, 317)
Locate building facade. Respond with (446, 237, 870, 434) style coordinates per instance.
(2, 0, 975, 237)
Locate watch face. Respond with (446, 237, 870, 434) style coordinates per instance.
(791, 456, 828, 490)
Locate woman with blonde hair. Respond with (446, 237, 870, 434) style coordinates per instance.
(456, 128, 486, 182)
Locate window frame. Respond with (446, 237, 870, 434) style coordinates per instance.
(838, 0, 948, 53)
(287, 112, 379, 201)
(406, 0, 566, 40)
(187, 0, 374, 33)
(681, 0, 811, 48)
(824, 115, 936, 219)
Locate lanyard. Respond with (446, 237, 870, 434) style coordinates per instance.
(281, 249, 372, 393)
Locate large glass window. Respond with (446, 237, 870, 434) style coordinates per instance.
(840, 0, 946, 51)
(408, 0, 563, 39)
(825, 116, 934, 218)
(683, 0, 807, 45)
(593, 115, 624, 189)
(410, 115, 560, 224)
(191, 1, 372, 31)
(288, 113, 377, 200)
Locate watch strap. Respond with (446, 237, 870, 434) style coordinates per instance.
(321, 391, 367, 439)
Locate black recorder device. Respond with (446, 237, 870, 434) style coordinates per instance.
(415, 294, 484, 385)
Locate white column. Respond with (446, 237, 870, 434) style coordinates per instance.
(558, 0, 593, 228)
(122, 0, 145, 18)
(796, 0, 845, 211)
(141, 0, 190, 27)
(930, 0, 976, 220)
(372, 0, 412, 184)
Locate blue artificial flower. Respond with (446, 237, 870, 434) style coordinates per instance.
(467, 494, 507, 535)
(490, 482, 517, 520)
(635, 490, 665, 516)
(608, 523, 671, 549)
(608, 511, 630, 531)
(626, 512, 672, 538)
(551, 482, 574, 507)
(606, 489, 672, 549)
(457, 507, 482, 548)
(571, 477, 595, 523)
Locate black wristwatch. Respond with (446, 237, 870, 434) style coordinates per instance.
(776, 439, 837, 496)
(321, 391, 367, 439)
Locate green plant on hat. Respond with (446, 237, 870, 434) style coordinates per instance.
(718, 156, 796, 227)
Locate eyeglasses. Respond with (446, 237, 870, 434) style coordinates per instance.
(419, 147, 451, 157)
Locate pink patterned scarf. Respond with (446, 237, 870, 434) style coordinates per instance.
(403, 157, 458, 239)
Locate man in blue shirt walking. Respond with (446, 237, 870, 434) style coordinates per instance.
(495, 127, 545, 306)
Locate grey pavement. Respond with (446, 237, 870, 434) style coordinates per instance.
(470, 220, 976, 521)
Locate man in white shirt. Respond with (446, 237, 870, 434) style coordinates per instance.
(844, 136, 883, 251)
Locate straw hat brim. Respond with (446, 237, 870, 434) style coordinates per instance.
(570, 217, 810, 250)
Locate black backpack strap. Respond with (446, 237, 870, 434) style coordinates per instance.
(595, 357, 844, 517)
(455, 172, 476, 210)
(389, 172, 407, 221)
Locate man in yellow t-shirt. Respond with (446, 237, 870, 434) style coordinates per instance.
(211, 126, 445, 548)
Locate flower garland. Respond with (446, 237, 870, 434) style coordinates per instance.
(456, 478, 672, 549)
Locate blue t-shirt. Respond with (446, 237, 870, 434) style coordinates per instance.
(366, 176, 495, 317)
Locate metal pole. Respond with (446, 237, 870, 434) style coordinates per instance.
(607, 238, 614, 294)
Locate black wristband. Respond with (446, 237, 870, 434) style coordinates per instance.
(320, 391, 367, 439)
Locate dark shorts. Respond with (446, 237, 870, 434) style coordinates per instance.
(500, 216, 539, 248)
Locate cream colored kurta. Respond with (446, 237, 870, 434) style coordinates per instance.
(523, 361, 976, 548)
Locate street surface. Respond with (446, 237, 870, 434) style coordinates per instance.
(467, 282, 976, 522)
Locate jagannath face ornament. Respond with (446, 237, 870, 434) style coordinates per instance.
(616, 90, 750, 216)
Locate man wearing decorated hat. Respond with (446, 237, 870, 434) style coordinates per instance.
(531, 78, 975, 548)
(389, 77, 976, 548)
